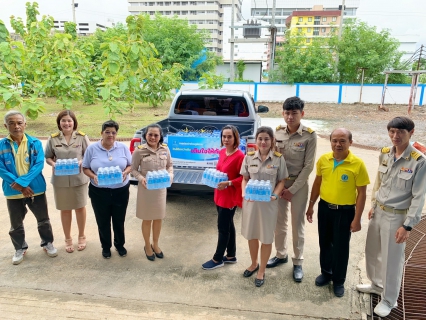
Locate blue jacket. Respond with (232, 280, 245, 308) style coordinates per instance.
(0, 134, 46, 197)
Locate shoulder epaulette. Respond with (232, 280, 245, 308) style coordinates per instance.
(411, 151, 422, 161)
(274, 151, 282, 157)
(306, 127, 314, 134)
(137, 144, 147, 149)
(77, 130, 85, 136)
(247, 151, 255, 156)
(381, 147, 390, 154)
(51, 132, 60, 138)
(276, 125, 283, 131)
(162, 143, 167, 146)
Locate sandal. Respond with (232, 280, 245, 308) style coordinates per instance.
(65, 238, 74, 253)
(77, 236, 86, 251)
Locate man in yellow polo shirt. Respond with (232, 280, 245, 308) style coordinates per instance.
(0, 110, 57, 265)
(306, 128, 369, 297)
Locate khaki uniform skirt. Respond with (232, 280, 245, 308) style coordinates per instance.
(136, 187, 166, 220)
(53, 184, 88, 210)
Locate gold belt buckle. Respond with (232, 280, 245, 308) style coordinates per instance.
(380, 205, 385, 211)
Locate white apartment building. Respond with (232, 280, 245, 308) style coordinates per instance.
(53, 21, 109, 35)
(250, 0, 360, 36)
(128, 0, 242, 54)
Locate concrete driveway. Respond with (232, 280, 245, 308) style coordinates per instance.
(0, 135, 422, 319)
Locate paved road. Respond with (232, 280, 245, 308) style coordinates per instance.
(0, 136, 424, 319)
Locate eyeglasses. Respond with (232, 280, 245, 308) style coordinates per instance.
(147, 134, 160, 138)
(104, 131, 117, 136)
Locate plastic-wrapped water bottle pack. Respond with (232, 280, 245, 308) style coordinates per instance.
(244, 179, 272, 202)
(97, 166, 123, 186)
(202, 168, 228, 188)
(55, 158, 79, 176)
(146, 170, 171, 190)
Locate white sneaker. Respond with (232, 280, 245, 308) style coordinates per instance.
(356, 283, 382, 295)
(12, 248, 27, 265)
(43, 242, 58, 257)
(374, 301, 398, 317)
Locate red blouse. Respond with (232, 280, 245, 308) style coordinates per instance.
(214, 148, 245, 208)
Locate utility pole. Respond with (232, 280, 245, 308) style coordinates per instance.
(334, 0, 345, 79)
(417, 45, 424, 70)
(229, 0, 235, 82)
(72, 0, 76, 23)
(358, 67, 367, 103)
(268, 0, 276, 73)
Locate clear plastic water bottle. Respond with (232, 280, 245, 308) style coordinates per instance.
(152, 171, 160, 189)
(72, 158, 79, 175)
(146, 171, 153, 190)
(245, 180, 253, 201)
(55, 159, 63, 176)
(252, 180, 260, 201)
(97, 168, 105, 186)
(114, 166, 122, 184)
(266, 180, 272, 200)
(202, 169, 208, 185)
(260, 181, 268, 201)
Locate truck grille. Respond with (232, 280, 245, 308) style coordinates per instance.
(370, 215, 426, 319)
(173, 169, 204, 184)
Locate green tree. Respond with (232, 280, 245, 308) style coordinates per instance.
(198, 72, 225, 89)
(141, 13, 209, 80)
(272, 31, 334, 84)
(330, 20, 407, 84)
(236, 60, 245, 81)
(0, 20, 9, 42)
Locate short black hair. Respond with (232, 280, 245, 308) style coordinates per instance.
(283, 97, 304, 111)
(387, 116, 415, 132)
(102, 120, 119, 132)
(143, 123, 164, 145)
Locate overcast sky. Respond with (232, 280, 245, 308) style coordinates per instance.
(1, 0, 425, 47)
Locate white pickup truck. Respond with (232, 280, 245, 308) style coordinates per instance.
(129, 89, 269, 190)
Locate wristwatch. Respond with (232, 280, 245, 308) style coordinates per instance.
(228, 181, 232, 186)
(402, 225, 412, 231)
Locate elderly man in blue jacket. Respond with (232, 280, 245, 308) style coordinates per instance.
(0, 110, 57, 265)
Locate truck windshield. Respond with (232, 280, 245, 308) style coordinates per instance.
(174, 96, 249, 117)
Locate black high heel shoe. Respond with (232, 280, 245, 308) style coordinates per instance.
(144, 246, 155, 261)
(151, 245, 164, 259)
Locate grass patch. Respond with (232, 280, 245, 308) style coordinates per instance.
(1, 98, 171, 138)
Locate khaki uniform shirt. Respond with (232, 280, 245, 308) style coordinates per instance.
(372, 145, 426, 228)
(275, 124, 317, 194)
(131, 143, 173, 181)
(240, 149, 288, 187)
(45, 131, 90, 187)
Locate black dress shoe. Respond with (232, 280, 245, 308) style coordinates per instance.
(293, 265, 304, 282)
(315, 274, 331, 286)
(333, 284, 345, 297)
(255, 274, 265, 287)
(102, 249, 111, 259)
(116, 247, 127, 257)
(151, 245, 164, 259)
(243, 264, 259, 277)
(144, 247, 155, 261)
(266, 256, 288, 268)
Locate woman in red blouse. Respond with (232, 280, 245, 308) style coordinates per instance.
(202, 125, 245, 270)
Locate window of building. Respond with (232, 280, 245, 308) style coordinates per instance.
(306, 38, 310, 43)
(313, 27, 319, 36)
(174, 1, 180, 4)
(157, 2, 163, 5)
(314, 16, 320, 25)
(165, 11, 171, 14)
(181, 11, 187, 14)
(190, 1, 196, 4)
(182, 1, 188, 4)
(298, 17, 303, 22)
(190, 10, 196, 14)
(218, 49, 222, 53)
(165, 1, 171, 5)
(322, 17, 327, 22)
(307, 27, 311, 32)
(149, 11, 155, 15)
(332, 16, 337, 21)
(321, 27, 326, 33)
(308, 17, 312, 22)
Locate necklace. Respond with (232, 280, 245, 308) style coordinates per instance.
(226, 148, 237, 156)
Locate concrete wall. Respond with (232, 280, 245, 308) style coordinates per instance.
(215, 63, 262, 82)
(179, 82, 426, 105)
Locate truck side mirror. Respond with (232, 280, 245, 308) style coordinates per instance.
(257, 105, 269, 113)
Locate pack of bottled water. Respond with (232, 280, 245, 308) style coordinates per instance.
(97, 166, 123, 186)
(239, 138, 247, 154)
(202, 168, 228, 188)
(55, 158, 79, 176)
(244, 179, 273, 202)
(146, 170, 171, 190)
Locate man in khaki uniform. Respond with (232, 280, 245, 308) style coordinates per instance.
(357, 117, 426, 317)
(267, 96, 317, 283)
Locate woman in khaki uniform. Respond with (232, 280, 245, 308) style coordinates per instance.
(240, 126, 288, 287)
(131, 124, 173, 261)
(45, 111, 90, 253)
